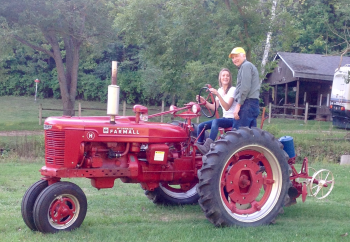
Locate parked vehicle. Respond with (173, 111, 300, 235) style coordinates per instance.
(330, 64, 350, 128)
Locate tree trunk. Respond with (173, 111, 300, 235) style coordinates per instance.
(172, 94, 176, 105)
(45, 32, 80, 116)
(261, 0, 277, 77)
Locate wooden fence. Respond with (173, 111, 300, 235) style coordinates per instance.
(267, 102, 331, 124)
(38, 100, 200, 125)
(40, 101, 325, 126)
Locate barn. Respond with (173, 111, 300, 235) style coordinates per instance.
(264, 52, 350, 120)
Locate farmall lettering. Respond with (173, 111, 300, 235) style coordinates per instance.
(106, 127, 140, 135)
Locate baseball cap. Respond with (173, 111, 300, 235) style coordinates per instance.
(228, 47, 246, 58)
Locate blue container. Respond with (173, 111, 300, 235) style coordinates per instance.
(278, 136, 295, 158)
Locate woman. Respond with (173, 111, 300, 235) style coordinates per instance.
(195, 68, 236, 154)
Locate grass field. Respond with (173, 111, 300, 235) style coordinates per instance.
(1, 95, 349, 163)
(0, 160, 348, 242)
(1, 96, 350, 241)
(0, 95, 178, 132)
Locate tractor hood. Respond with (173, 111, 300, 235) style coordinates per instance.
(44, 116, 188, 143)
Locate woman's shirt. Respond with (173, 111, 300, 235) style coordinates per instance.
(216, 86, 236, 119)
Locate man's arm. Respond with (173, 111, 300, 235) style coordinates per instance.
(238, 64, 253, 105)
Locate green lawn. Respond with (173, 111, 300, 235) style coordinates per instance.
(1, 96, 350, 162)
(0, 96, 175, 132)
(1, 96, 350, 241)
(0, 96, 112, 131)
(0, 160, 348, 242)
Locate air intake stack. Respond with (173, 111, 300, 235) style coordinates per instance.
(107, 61, 120, 124)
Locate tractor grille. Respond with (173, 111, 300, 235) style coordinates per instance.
(45, 130, 65, 166)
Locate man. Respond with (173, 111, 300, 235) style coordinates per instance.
(229, 47, 260, 129)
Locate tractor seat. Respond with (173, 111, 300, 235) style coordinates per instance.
(219, 127, 232, 135)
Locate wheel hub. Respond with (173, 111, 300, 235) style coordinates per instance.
(225, 159, 263, 204)
(50, 197, 76, 225)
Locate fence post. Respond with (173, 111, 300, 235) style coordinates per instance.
(327, 93, 330, 106)
(123, 101, 126, 116)
(79, 102, 81, 117)
(39, 104, 42, 125)
(304, 102, 309, 124)
(268, 103, 271, 124)
(161, 100, 165, 123)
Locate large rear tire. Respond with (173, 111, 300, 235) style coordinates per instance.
(197, 127, 290, 227)
(145, 182, 199, 205)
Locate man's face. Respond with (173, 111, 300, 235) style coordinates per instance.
(231, 53, 246, 67)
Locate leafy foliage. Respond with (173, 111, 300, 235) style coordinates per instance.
(0, 0, 349, 108)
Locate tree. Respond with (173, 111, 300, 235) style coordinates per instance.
(275, 0, 350, 55)
(222, 0, 271, 61)
(261, 0, 278, 77)
(0, 0, 114, 115)
(115, 0, 272, 105)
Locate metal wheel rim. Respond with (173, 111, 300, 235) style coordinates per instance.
(48, 194, 80, 230)
(310, 169, 334, 199)
(219, 145, 283, 223)
(159, 183, 198, 199)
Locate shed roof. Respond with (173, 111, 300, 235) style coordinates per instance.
(275, 52, 350, 81)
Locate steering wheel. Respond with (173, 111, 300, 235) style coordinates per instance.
(197, 86, 217, 118)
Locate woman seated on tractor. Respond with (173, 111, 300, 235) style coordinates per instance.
(195, 68, 237, 154)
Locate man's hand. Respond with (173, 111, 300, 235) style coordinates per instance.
(233, 104, 241, 120)
(196, 95, 206, 104)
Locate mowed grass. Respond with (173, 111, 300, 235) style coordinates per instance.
(0, 96, 175, 132)
(1, 96, 350, 241)
(0, 160, 349, 242)
(0, 96, 112, 131)
(0, 95, 347, 134)
(1, 95, 350, 162)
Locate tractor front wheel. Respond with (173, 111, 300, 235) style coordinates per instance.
(33, 181, 87, 233)
(21, 180, 48, 231)
(197, 127, 290, 227)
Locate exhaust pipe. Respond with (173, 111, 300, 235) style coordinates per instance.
(107, 61, 120, 124)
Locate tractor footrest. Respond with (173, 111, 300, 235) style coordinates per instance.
(40, 167, 132, 178)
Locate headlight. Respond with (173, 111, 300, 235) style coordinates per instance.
(169, 105, 176, 111)
(192, 104, 200, 114)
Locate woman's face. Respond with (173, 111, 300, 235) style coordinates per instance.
(220, 71, 230, 86)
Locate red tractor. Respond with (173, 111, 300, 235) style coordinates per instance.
(21, 66, 332, 233)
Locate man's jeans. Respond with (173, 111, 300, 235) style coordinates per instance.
(232, 99, 260, 130)
(197, 118, 234, 142)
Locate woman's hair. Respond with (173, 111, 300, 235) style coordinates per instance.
(218, 68, 232, 94)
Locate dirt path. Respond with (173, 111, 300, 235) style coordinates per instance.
(0, 131, 44, 136)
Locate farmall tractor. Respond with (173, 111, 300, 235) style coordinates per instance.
(21, 63, 334, 233)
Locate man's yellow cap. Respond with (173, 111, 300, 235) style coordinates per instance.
(228, 47, 246, 58)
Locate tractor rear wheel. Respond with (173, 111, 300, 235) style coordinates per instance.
(21, 180, 48, 231)
(197, 127, 290, 227)
(145, 182, 199, 205)
(33, 181, 87, 233)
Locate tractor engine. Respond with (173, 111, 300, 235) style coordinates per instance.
(41, 115, 199, 191)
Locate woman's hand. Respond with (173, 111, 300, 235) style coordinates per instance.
(209, 88, 218, 96)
